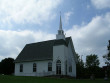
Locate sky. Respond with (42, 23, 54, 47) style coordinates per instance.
(0, 0, 110, 66)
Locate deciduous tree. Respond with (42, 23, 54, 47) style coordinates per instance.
(86, 54, 100, 68)
(85, 54, 100, 78)
(0, 58, 15, 75)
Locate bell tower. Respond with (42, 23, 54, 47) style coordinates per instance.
(56, 13, 65, 40)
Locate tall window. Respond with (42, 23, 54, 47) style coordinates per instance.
(20, 64, 23, 72)
(69, 66, 72, 72)
(33, 63, 36, 72)
(48, 62, 52, 71)
(56, 60, 61, 75)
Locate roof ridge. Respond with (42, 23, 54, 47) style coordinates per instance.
(27, 37, 71, 45)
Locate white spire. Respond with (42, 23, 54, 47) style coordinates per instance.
(59, 12, 62, 30)
(56, 12, 65, 40)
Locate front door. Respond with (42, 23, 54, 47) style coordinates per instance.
(56, 60, 61, 75)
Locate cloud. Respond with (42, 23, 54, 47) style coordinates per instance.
(1, 12, 110, 67)
(0, 30, 55, 61)
(0, 0, 62, 28)
(64, 11, 73, 24)
(0, 11, 110, 67)
(66, 12, 110, 66)
(91, 0, 110, 9)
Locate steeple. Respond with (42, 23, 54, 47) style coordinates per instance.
(56, 12, 65, 40)
(59, 13, 62, 30)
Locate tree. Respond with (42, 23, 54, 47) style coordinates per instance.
(103, 40, 110, 66)
(0, 62, 1, 74)
(85, 54, 100, 78)
(86, 54, 100, 68)
(0, 58, 15, 75)
(76, 53, 84, 78)
(103, 40, 110, 77)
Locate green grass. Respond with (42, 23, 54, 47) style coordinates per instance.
(0, 75, 109, 83)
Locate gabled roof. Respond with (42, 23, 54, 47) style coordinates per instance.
(15, 37, 71, 62)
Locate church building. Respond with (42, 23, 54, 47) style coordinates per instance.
(14, 15, 77, 77)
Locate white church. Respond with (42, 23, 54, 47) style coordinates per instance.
(14, 15, 77, 77)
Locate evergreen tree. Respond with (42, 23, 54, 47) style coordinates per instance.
(103, 40, 110, 77)
(103, 40, 110, 65)
(76, 54, 84, 78)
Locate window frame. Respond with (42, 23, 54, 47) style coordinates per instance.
(20, 64, 23, 72)
(69, 66, 72, 72)
(56, 60, 61, 75)
(48, 62, 52, 71)
(33, 63, 37, 72)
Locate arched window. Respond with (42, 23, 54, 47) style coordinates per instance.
(56, 60, 61, 75)
(57, 60, 61, 63)
(48, 62, 52, 71)
(20, 64, 23, 72)
(33, 63, 36, 72)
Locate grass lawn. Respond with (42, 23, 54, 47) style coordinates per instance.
(0, 75, 110, 83)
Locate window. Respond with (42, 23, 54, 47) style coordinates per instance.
(58, 30, 61, 34)
(56, 60, 61, 75)
(69, 66, 72, 72)
(58, 30, 64, 34)
(33, 63, 36, 72)
(20, 64, 23, 72)
(48, 62, 52, 71)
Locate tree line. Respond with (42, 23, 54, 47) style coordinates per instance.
(76, 54, 105, 78)
(76, 40, 110, 79)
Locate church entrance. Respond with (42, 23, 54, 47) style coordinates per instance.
(56, 60, 61, 75)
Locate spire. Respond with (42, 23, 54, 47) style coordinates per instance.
(56, 12, 65, 40)
(59, 12, 62, 30)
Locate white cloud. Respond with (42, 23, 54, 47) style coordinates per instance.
(91, 0, 110, 9)
(0, 11, 110, 67)
(1, 11, 110, 66)
(0, 0, 62, 28)
(66, 12, 110, 66)
(0, 30, 55, 61)
(64, 11, 73, 24)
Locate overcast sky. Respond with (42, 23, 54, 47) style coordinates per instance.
(0, 0, 110, 66)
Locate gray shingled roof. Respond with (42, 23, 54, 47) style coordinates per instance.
(15, 37, 71, 62)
